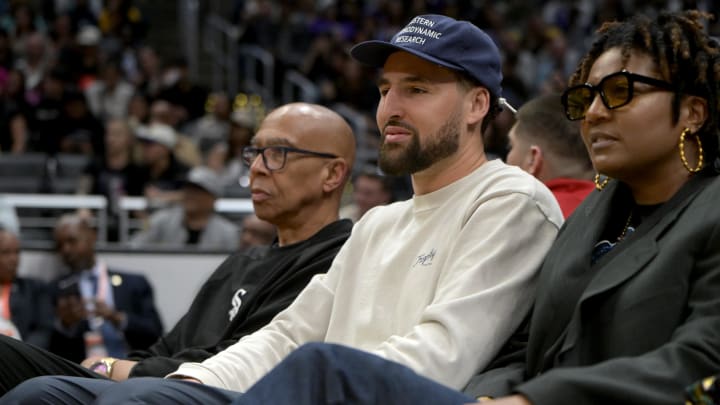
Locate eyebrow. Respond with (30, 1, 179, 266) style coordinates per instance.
(376, 75, 435, 88)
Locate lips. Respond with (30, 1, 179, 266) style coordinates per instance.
(250, 188, 271, 202)
(588, 131, 619, 150)
(382, 125, 412, 144)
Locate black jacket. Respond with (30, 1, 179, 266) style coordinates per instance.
(465, 171, 720, 404)
(9, 277, 54, 349)
(48, 269, 163, 363)
(128, 219, 353, 377)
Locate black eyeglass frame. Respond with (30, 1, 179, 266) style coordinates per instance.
(561, 70, 675, 121)
(241, 145, 339, 171)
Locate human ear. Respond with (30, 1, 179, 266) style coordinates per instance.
(527, 146, 544, 177)
(466, 87, 491, 126)
(681, 95, 708, 132)
(322, 159, 349, 193)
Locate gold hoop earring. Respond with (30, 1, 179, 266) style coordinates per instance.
(594, 173, 609, 190)
(679, 128, 704, 173)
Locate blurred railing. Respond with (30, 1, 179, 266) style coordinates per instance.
(117, 196, 253, 243)
(3, 194, 108, 244)
(3, 193, 253, 245)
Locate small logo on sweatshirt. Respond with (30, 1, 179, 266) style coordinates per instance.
(413, 249, 437, 267)
(228, 288, 248, 321)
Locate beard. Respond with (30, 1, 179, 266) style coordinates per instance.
(378, 110, 462, 176)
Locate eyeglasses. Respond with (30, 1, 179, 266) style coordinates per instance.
(561, 70, 674, 121)
(241, 145, 338, 171)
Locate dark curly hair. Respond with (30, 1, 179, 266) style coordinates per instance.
(569, 10, 720, 167)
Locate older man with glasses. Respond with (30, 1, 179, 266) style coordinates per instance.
(0, 103, 356, 396)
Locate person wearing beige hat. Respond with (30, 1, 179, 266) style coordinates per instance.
(128, 166, 238, 250)
(135, 122, 190, 207)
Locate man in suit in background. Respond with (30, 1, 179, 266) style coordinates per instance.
(0, 227, 53, 348)
(49, 214, 163, 363)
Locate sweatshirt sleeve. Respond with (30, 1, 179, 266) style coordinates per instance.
(165, 246, 348, 390)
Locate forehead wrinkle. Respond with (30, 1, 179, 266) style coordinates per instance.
(251, 136, 295, 148)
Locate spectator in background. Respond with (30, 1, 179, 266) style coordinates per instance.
(158, 57, 208, 123)
(76, 118, 144, 241)
(2, 3, 44, 63)
(133, 46, 163, 98)
(85, 61, 134, 121)
(129, 166, 238, 250)
(29, 67, 66, 154)
(207, 108, 257, 193)
(339, 168, 394, 222)
(505, 93, 594, 218)
(46, 13, 75, 65)
(13, 31, 49, 92)
(134, 122, 189, 207)
(125, 91, 150, 129)
(188, 92, 232, 155)
(49, 214, 162, 363)
(0, 69, 30, 153)
(149, 98, 202, 167)
(73, 25, 103, 88)
(0, 227, 53, 348)
(238, 214, 276, 251)
(58, 88, 105, 156)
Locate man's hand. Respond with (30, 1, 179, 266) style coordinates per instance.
(56, 295, 86, 327)
(108, 359, 137, 381)
(81, 357, 137, 381)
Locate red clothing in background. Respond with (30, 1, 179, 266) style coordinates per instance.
(546, 178, 595, 218)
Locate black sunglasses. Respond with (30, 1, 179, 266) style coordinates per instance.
(242, 145, 338, 172)
(561, 70, 674, 121)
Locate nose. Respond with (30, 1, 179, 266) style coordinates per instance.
(583, 91, 611, 123)
(248, 153, 268, 176)
(376, 88, 404, 128)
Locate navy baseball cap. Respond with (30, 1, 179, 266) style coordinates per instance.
(350, 14, 502, 98)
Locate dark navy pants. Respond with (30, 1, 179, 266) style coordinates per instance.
(1, 343, 474, 404)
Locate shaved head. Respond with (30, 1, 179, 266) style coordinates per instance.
(262, 103, 356, 179)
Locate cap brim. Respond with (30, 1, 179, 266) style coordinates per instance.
(350, 40, 463, 72)
(184, 181, 217, 197)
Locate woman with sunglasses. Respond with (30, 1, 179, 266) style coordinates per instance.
(467, 9, 720, 405)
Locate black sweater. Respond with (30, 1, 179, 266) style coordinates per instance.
(128, 219, 353, 377)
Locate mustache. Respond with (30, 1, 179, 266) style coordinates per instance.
(381, 120, 418, 136)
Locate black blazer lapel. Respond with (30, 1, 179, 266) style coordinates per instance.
(531, 185, 613, 372)
(554, 173, 712, 360)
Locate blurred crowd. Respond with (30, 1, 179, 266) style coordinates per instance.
(0, 0, 719, 245)
(225, 0, 720, 155)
